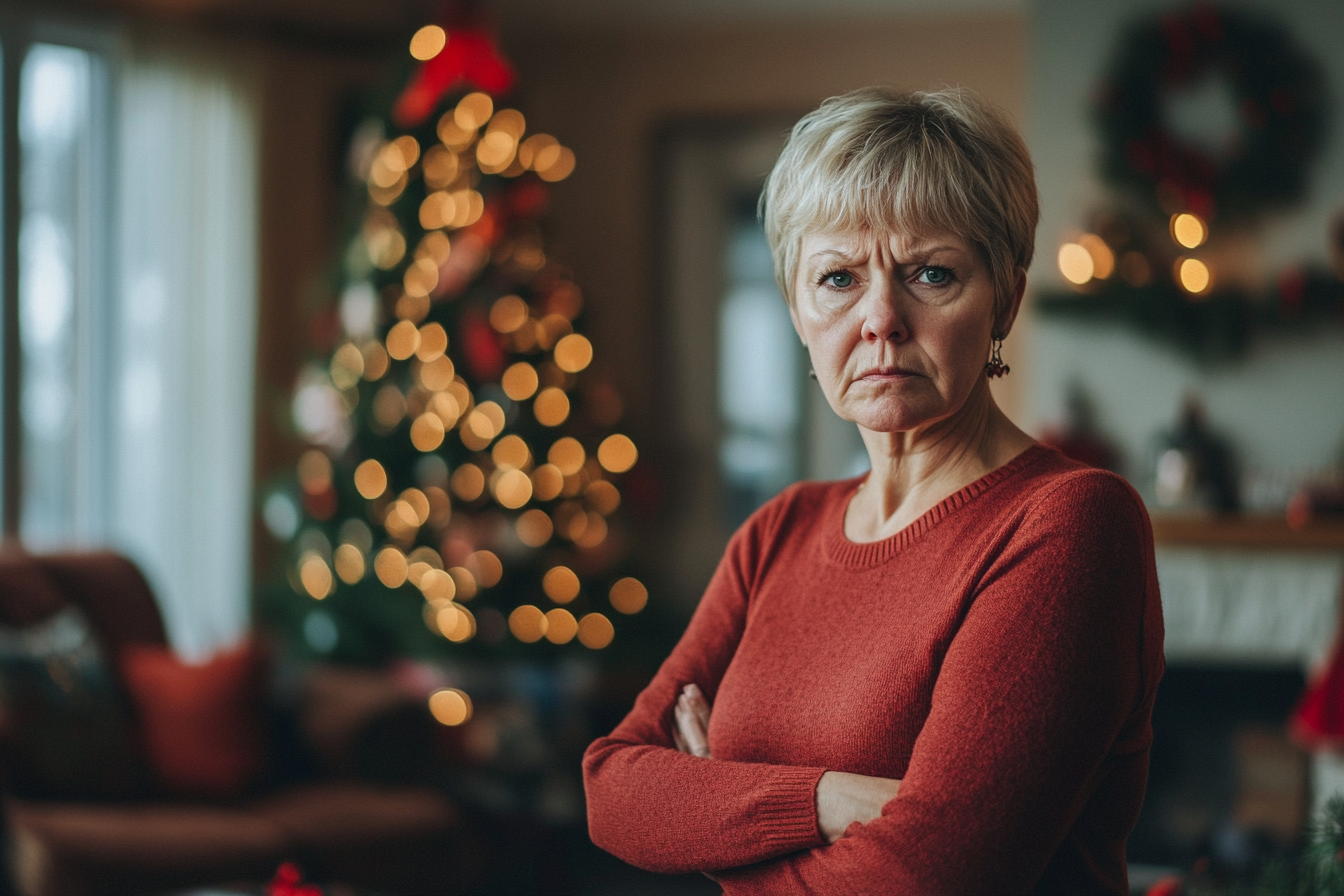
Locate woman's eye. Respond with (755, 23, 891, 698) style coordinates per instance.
(822, 271, 854, 289)
(916, 266, 953, 286)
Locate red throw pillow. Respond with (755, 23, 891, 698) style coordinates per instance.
(119, 640, 266, 799)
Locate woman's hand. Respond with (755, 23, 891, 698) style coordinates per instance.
(672, 683, 712, 758)
(815, 770, 900, 844)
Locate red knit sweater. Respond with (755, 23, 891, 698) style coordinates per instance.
(584, 446, 1164, 895)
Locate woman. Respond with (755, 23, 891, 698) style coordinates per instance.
(583, 87, 1163, 895)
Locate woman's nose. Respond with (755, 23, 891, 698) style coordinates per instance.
(859, 279, 907, 343)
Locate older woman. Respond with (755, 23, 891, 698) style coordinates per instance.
(583, 87, 1163, 895)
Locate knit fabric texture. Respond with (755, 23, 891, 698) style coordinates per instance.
(584, 445, 1164, 895)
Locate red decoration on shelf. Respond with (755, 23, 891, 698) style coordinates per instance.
(266, 862, 323, 896)
(393, 23, 515, 128)
(1290, 583, 1344, 753)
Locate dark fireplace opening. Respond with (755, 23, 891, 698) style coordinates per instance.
(1129, 665, 1309, 874)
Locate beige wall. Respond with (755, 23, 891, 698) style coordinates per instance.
(501, 14, 1029, 599)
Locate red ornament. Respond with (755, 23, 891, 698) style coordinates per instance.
(460, 310, 507, 384)
(1291, 581, 1344, 753)
(393, 24, 515, 128)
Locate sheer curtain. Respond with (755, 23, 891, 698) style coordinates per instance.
(111, 41, 259, 661)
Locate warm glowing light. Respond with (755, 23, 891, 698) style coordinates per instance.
(429, 688, 472, 726)
(597, 434, 638, 473)
(329, 342, 365, 390)
(1078, 234, 1114, 280)
(544, 608, 578, 644)
(437, 603, 475, 642)
(386, 320, 421, 360)
(354, 459, 388, 499)
(531, 464, 564, 501)
(553, 501, 588, 541)
(426, 486, 451, 527)
(365, 226, 406, 269)
(501, 362, 539, 401)
(421, 147, 459, 190)
(553, 333, 593, 373)
(547, 437, 586, 476)
(489, 295, 529, 333)
(448, 566, 477, 600)
(585, 480, 620, 515)
(534, 387, 570, 427)
(454, 92, 494, 131)
(509, 605, 548, 643)
(416, 323, 448, 361)
(478, 401, 506, 436)
(369, 143, 408, 188)
(437, 112, 476, 149)
(375, 547, 409, 588)
(451, 464, 485, 501)
(421, 568, 457, 601)
(468, 550, 503, 587)
(1058, 242, 1094, 285)
(492, 435, 531, 469)
(429, 392, 461, 429)
(519, 134, 559, 170)
(409, 25, 447, 61)
(476, 130, 517, 170)
(516, 509, 553, 547)
(577, 613, 614, 649)
(400, 488, 431, 525)
(298, 449, 333, 494)
(362, 343, 390, 381)
(536, 146, 576, 182)
(610, 578, 648, 615)
(392, 136, 420, 169)
(494, 468, 533, 509)
(299, 552, 333, 599)
(410, 412, 446, 451)
(419, 191, 454, 230)
(488, 109, 526, 140)
(385, 500, 420, 540)
(334, 544, 366, 584)
(542, 566, 581, 604)
(1171, 213, 1208, 249)
(372, 384, 407, 431)
(537, 314, 573, 350)
(419, 355, 456, 392)
(404, 257, 439, 298)
(395, 293, 430, 324)
(1176, 257, 1212, 295)
(575, 512, 608, 548)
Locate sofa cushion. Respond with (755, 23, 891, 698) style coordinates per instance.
(120, 640, 267, 799)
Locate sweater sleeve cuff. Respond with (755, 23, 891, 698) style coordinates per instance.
(756, 765, 827, 850)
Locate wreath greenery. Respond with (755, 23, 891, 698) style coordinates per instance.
(1094, 2, 1327, 223)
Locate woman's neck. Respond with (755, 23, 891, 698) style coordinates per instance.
(845, 386, 1035, 543)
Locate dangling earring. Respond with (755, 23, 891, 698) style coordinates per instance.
(808, 369, 818, 380)
(985, 336, 1010, 379)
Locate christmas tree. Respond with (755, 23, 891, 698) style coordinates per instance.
(258, 18, 649, 727)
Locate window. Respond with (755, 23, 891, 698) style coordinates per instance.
(1, 14, 259, 660)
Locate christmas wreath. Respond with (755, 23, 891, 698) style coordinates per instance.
(1094, 2, 1327, 223)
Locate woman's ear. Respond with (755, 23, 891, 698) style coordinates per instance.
(995, 267, 1028, 338)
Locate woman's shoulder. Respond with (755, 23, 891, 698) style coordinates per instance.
(1010, 446, 1151, 537)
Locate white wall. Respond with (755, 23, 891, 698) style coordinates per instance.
(1024, 0, 1344, 495)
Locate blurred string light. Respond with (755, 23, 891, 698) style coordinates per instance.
(429, 687, 472, 726)
(1170, 212, 1208, 249)
(409, 25, 447, 62)
(1176, 257, 1213, 296)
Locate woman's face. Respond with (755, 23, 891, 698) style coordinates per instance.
(790, 228, 1013, 436)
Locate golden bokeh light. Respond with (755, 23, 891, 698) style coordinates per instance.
(493, 468, 533, 509)
(437, 112, 476, 149)
(585, 480, 620, 515)
(429, 688, 472, 726)
(574, 512, 608, 548)
(429, 392, 462, 429)
(464, 410, 495, 444)
(374, 546, 409, 588)
(553, 501, 586, 541)
(1058, 242, 1094, 285)
(410, 413, 446, 451)
(597, 434, 638, 473)
(492, 435, 531, 469)
(468, 550, 503, 587)
(477, 401, 506, 436)
(362, 342, 390, 381)
(1078, 234, 1114, 280)
(419, 355, 456, 392)
(537, 314, 573, 350)
(365, 226, 406, 269)
(392, 135, 420, 169)
(451, 464, 486, 501)
(404, 257, 439, 298)
(1171, 213, 1208, 249)
(509, 605, 548, 643)
(395, 293, 430, 324)
(609, 577, 648, 615)
(421, 147, 459, 191)
(542, 566, 581, 604)
(330, 342, 365, 390)
(488, 109, 526, 140)
(537, 146, 576, 182)
(515, 509, 554, 547)
(533, 387, 570, 427)
(476, 130, 517, 170)
(354, 459, 388, 499)
(553, 333, 593, 373)
(489, 295, 529, 333)
(547, 437, 586, 476)
(544, 608, 578, 644)
(409, 24, 447, 61)
(299, 552, 333, 599)
(422, 569, 457, 602)
(448, 566, 477, 600)
(385, 500, 421, 540)
(416, 323, 448, 361)
(372, 384, 407, 431)
(426, 486, 452, 528)
(386, 320, 421, 360)
(369, 142, 408, 188)
(518, 134, 559, 171)
(577, 613, 614, 650)
(334, 544, 366, 585)
(437, 603, 475, 642)
(501, 362, 539, 401)
(1176, 257, 1213, 296)
(400, 488, 431, 525)
(531, 464, 564, 501)
(454, 92, 494, 131)
(297, 449, 333, 494)
(419, 191, 455, 231)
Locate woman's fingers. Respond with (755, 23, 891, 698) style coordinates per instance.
(684, 683, 712, 732)
(674, 691, 712, 758)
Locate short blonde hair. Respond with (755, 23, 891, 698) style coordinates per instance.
(761, 87, 1038, 333)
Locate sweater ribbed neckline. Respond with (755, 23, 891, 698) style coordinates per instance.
(825, 444, 1048, 568)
